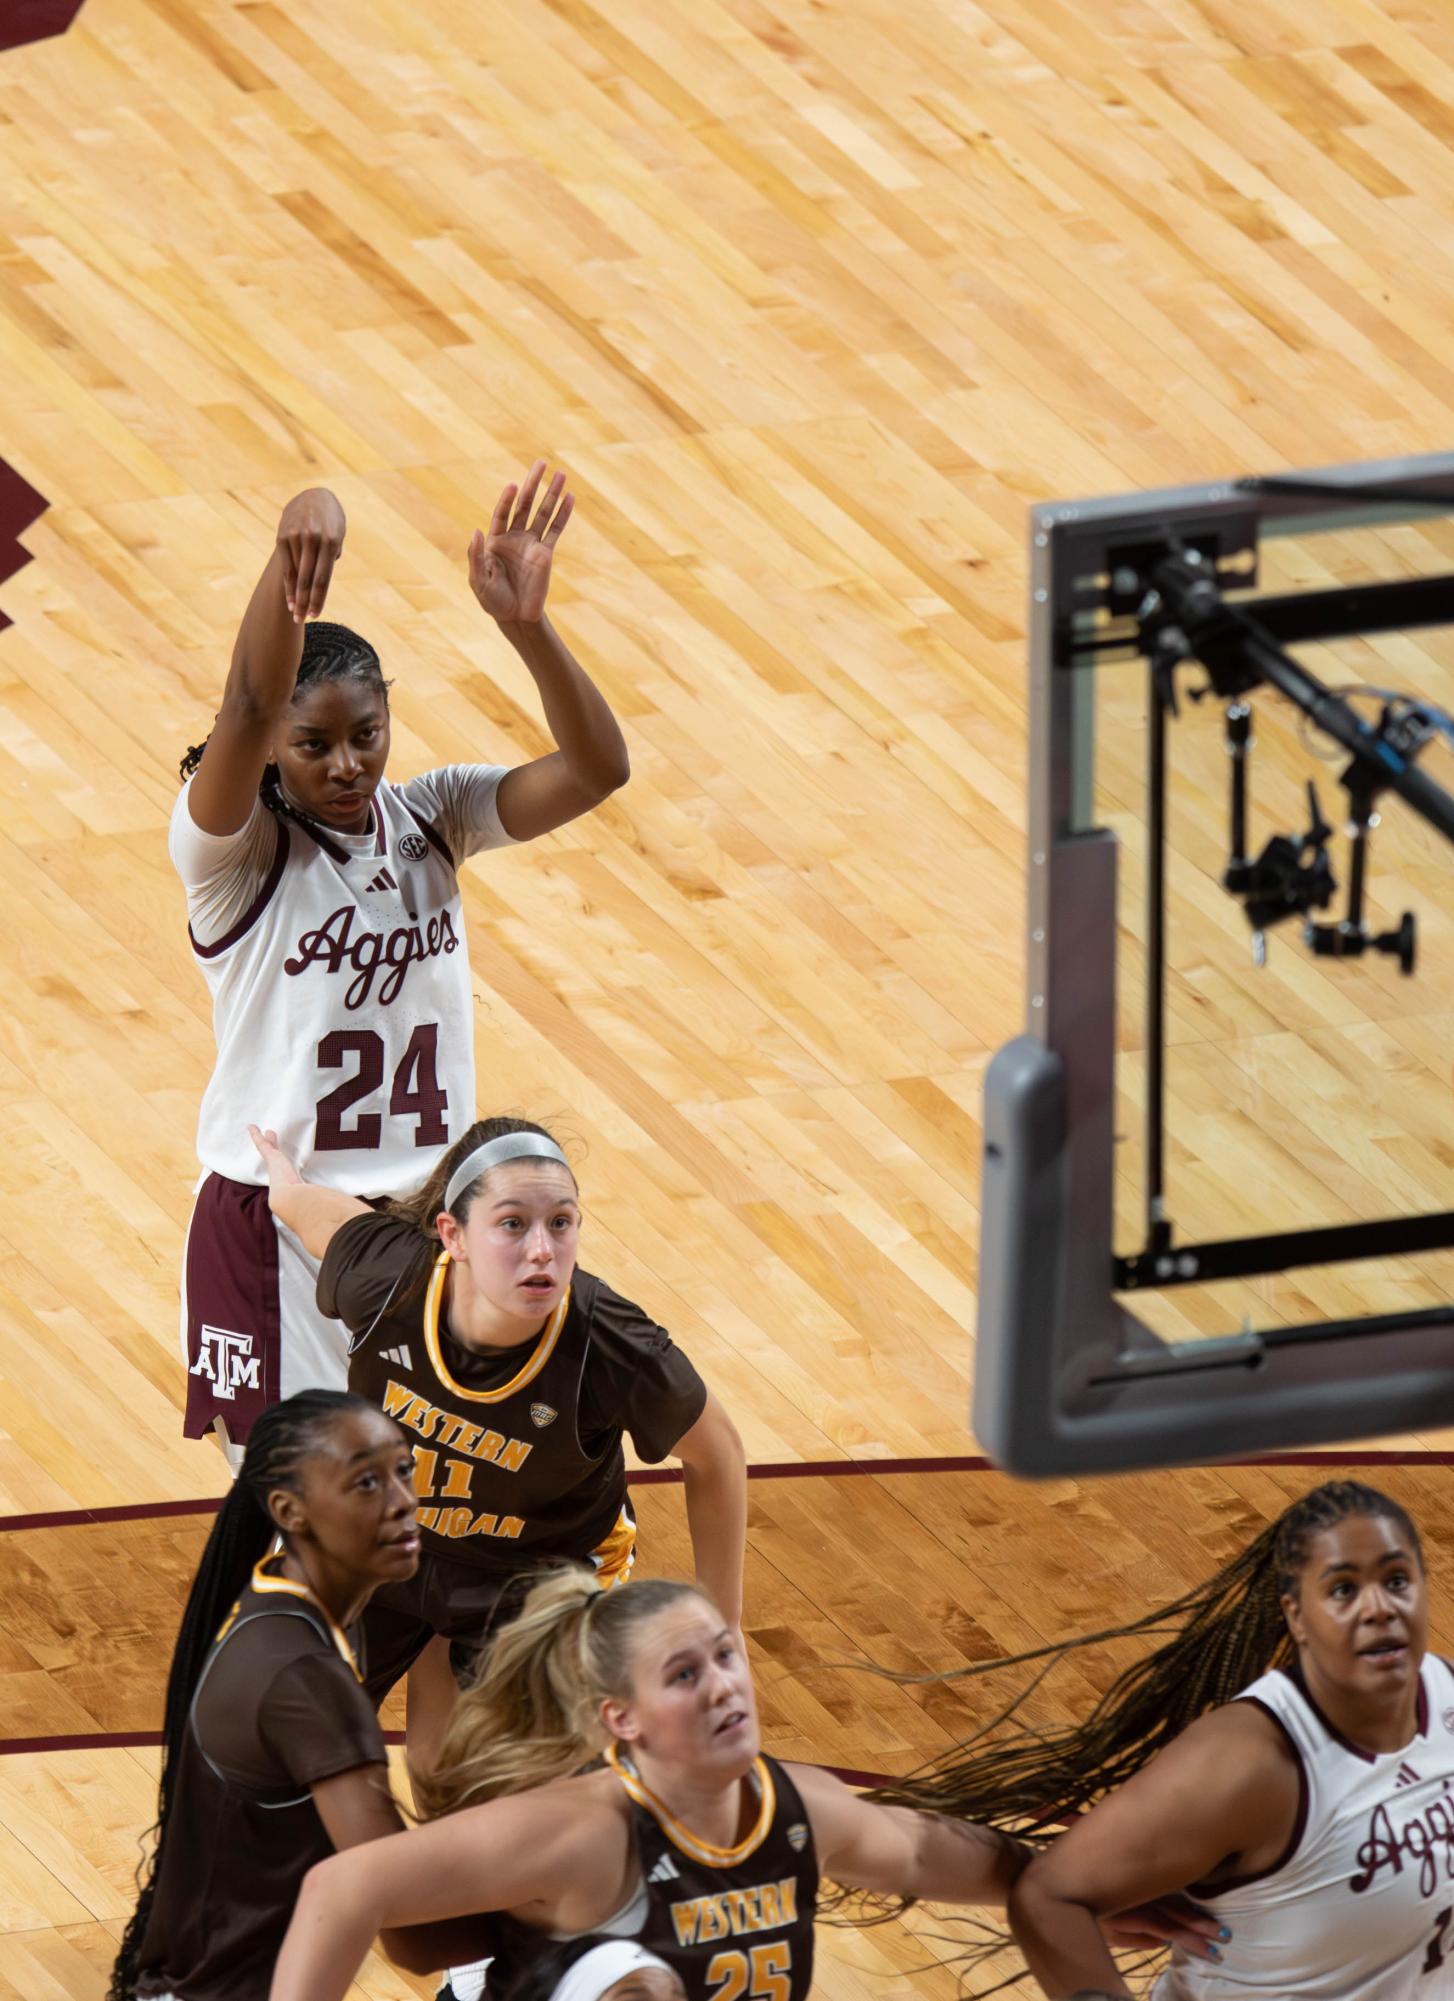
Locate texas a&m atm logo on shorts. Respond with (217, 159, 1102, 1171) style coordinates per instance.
(189, 1324, 261, 1400)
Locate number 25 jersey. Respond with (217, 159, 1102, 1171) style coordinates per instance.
(608, 1748, 818, 2001)
(171, 767, 512, 1193)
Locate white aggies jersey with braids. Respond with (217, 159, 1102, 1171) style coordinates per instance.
(171, 765, 514, 1193)
(1154, 1656, 1454, 2000)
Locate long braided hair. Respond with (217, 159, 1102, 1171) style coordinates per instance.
(108, 1389, 381, 2001)
(828, 1481, 1422, 1992)
(178, 621, 391, 827)
(873, 1480, 1421, 1835)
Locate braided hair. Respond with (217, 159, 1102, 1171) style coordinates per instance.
(108, 1389, 381, 2001)
(874, 1480, 1420, 1833)
(830, 1480, 1421, 1984)
(177, 621, 390, 826)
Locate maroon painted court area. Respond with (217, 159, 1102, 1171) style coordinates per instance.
(0, 461, 47, 631)
(0, 0, 85, 54)
(2, 1447, 1449, 1755)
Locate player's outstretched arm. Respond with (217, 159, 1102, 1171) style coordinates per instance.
(270, 1791, 620, 2001)
(1008, 1705, 1288, 1995)
(250, 1124, 369, 1257)
(470, 460, 631, 842)
(793, 1762, 1030, 1907)
(791, 1764, 1230, 1983)
(188, 489, 346, 836)
(309, 1767, 494, 1974)
(671, 1390, 748, 1632)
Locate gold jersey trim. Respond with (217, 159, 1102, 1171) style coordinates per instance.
(237, 1552, 364, 1682)
(607, 1746, 776, 1866)
(423, 1251, 571, 1404)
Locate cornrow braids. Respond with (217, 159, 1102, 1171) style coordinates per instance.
(824, 1481, 1421, 1986)
(107, 1389, 379, 2001)
(177, 621, 391, 794)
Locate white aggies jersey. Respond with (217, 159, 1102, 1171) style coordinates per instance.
(1154, 1657, 1454, 2000)
(171, 768, 513, 1193)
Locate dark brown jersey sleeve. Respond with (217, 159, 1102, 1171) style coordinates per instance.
(578, 1276, 708, 1462)
(316, 1211, 423, 1337)
(257, 1652, 389, 1787)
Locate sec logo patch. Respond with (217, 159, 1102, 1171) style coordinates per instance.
(398, 832, 429, 862)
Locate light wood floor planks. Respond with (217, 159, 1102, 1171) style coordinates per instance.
(9, 1463, 1454, 1998)
(5, 0, 1454, 1991)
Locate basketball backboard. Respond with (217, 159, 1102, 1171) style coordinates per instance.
(976, 452, 1454, 1474)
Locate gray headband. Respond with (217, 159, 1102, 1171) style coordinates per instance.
(444, 1132, 571, 1212)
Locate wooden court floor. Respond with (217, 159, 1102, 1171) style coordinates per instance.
(5, 0, 1454, 1993)
(9, 1459, 1454, 1998)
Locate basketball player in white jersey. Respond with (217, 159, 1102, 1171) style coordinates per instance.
(171, 464, 629, 1461)
(989, 1480, 1450, 1997)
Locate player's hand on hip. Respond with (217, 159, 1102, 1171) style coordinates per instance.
(1100, 1893, 1228, 1960)
(277, 489, 346, 625)
(249, 1124, 304, 1188)
(468, 460, 574, 626)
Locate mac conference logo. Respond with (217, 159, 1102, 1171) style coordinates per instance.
(530, 1402, 557, 1428)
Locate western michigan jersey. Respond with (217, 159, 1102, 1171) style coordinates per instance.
(608, 1749, 818, 2001)
(134, 1554, 385, 2001)
(480, 1753, 818, 2001)
(1154, 1657, 1454, 1999)
(170, 767, 513, 1192)
(319, 1213, 707, 1571)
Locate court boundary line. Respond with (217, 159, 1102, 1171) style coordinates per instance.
(0, 1728, 888, 1786)
(7, 1451, 1449, 1758)
(2, 1447, 1451, 1533)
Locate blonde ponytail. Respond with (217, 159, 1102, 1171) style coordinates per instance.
(414, 1568, 706, 1819)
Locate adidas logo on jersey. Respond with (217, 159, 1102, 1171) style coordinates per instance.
(364, 867, 399, 893)
(1394, 1762, 1421, 1788)
(647, 1854, 680, 1883)
(380, 1344, 414, 1370)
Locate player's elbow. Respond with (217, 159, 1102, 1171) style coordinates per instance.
(1008, 1850, 1090, 1934)
(380, 1929, 446, 1974)
(677, 1396, 744, 1476)
(592, 742, 631, 797)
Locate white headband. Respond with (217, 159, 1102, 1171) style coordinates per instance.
(444, 1132, 571, 1212)
(551, 1941, 674, 2001)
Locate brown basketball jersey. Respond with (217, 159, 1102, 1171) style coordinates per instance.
(480, 1753, 819, 2001)
(133, 1554, 387, 2001)
(319, 1213, 706, 1572)
(608, 1749, 818, 2000)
